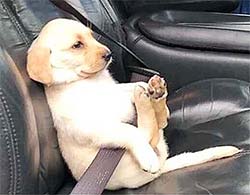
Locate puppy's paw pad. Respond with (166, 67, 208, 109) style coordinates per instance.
(147, 75, 167, 100)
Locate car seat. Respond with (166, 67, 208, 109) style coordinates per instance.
(0, 0, 249, 194)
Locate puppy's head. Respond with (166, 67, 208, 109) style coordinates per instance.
(27, 18, 111, 86)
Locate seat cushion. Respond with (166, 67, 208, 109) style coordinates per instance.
(56, 78, 250, 194)
(138, 11, 250, 53)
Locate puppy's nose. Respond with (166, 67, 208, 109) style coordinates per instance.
(102, 51, 112, 62)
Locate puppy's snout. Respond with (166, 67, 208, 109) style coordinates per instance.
(102, 51, 112, 62)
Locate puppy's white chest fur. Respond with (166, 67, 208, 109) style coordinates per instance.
(46, 70, 135, 127)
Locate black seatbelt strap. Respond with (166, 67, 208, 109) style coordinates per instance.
(50, 0, 149, 68)
(70, 148, 125, 195)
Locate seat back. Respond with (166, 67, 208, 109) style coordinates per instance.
(0, 0, 126, 194)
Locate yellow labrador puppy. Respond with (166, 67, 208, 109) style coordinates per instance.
(27, 18, 241, 190)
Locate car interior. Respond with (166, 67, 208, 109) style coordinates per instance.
(0, 0, 249, 194)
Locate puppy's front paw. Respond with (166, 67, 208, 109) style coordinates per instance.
(147, 75, 167, 101)
(135, 144, 160, 174)
(141, 154, 160, 174)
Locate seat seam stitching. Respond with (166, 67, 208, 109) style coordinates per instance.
(0, 88, 21, 194)
(1, 1, 30, 46)
(0, 89, 14, 195)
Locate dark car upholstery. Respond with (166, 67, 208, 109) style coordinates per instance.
(124, 11, 250, 93)
(111, 0, 240, 20)
(0, 0, 249, 194)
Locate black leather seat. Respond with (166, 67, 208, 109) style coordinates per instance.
(124, 11, 250, 93)
(0, 0, 249, 194)
(111, 0, 240, 19)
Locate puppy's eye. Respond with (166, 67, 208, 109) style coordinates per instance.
(72, 41, 84, 49)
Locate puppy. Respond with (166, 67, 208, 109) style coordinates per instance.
(26, 18, 241, 190)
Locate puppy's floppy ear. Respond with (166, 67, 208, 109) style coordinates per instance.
(26, 40, 53, 86)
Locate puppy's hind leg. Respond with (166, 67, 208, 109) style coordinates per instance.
(147, 75, 170, 130)
(161, 146, 242, 173)
(134, 85, 159, 143)
(147, 75, 170, 147)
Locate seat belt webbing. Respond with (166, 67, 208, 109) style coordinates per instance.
(70, 148, 125, 195)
